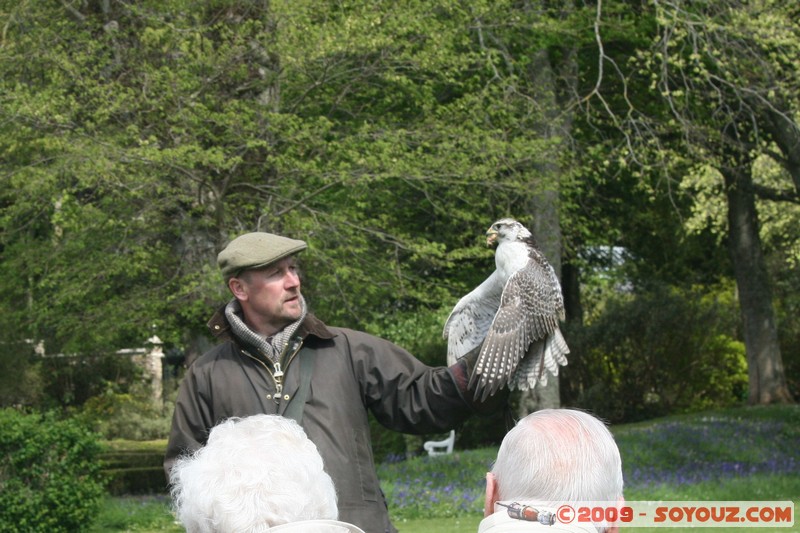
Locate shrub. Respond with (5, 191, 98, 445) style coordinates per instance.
(78, 384, 172, 441)
(562, 284, 748, 423)
(0, 409, 106, 532)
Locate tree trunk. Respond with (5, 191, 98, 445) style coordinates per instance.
(562, 262, 583, 325)
(518, 44, 572, 416)
(521, 187, 563, 416)
(722, 160, 793, 404)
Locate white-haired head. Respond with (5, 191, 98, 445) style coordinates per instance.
(170, 414, 338, 533)
(491, 409, 623, 504)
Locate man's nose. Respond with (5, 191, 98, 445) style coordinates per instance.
(285, 270, 300, 288)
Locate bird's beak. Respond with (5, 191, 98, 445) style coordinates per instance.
(486, 228, 498, 247)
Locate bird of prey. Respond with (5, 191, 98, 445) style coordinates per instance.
(443, 218, 569, 401)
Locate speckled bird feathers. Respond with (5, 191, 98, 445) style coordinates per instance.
(443, 219, 569, 400)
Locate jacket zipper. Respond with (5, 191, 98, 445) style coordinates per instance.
(242, 338, 304, 404)
(272, 362, 284, 398)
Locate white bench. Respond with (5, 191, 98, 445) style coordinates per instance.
(423, 430, 455, 456)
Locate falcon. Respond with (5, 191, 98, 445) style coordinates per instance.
(443, 218, 569, 401)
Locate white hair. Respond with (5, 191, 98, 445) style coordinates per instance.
(170, 414, 338, 533)
(491, 409, 623, 504)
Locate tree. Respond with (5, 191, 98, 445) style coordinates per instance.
(585, 0, 797, 404)
(4, 0, 791, 417)
(0, 0, 559, 387)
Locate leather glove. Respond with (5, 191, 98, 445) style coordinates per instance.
(447, 344, 510, 415)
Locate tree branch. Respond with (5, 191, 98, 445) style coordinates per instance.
(750, 183, 800, 204)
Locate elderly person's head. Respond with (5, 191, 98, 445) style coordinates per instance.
(170, 414, 337, 533)
(485, 409, 624, 531)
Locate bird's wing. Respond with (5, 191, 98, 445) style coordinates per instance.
(510, 328, 570, 391)
(471, 258, 565, 399)
(443, 270, 504, 366)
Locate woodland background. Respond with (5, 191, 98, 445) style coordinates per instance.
(1, 0, 798, 449)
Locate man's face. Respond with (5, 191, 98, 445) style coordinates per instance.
(233, 257, 303, 334)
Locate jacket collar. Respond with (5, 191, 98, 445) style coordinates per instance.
(479, 507, 599, 532)
(206, 303, 336, 342)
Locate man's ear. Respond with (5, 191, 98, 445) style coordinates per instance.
(484, 472, 499, 517)
(228, 277, 247, 300)
(607, 496, 626, 533)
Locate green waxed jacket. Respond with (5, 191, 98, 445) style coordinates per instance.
(165, 308, 489, 533)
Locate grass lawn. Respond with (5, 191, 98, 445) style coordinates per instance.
(90, 404, 800, 532)
(393, 515, 483, 532)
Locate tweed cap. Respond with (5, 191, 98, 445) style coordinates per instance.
(218, 232, 307, 279)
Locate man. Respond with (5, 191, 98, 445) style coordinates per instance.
(171, 414, 364, 533)
(480, 409, 624, 533)
(165, 231, 503, 533)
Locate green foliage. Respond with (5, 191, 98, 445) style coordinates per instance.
(0, 409, 105, 533)
(364, 307, 451, 367)
(562, 284, 749, 423)
(1, 0, 796, 420)
(0, 0, 567, 364)
(0, 338, 44, 408)
(39, 352, 143, 409)
(78, 384, 171, 440)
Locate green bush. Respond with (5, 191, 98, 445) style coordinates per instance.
(69, 367, 182, 443)
(78, 383, 172, 441)
(562, 284, 748, 423)
(0, 409, 106, 532)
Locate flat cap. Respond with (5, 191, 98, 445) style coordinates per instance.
(217, 232, 307, 279)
